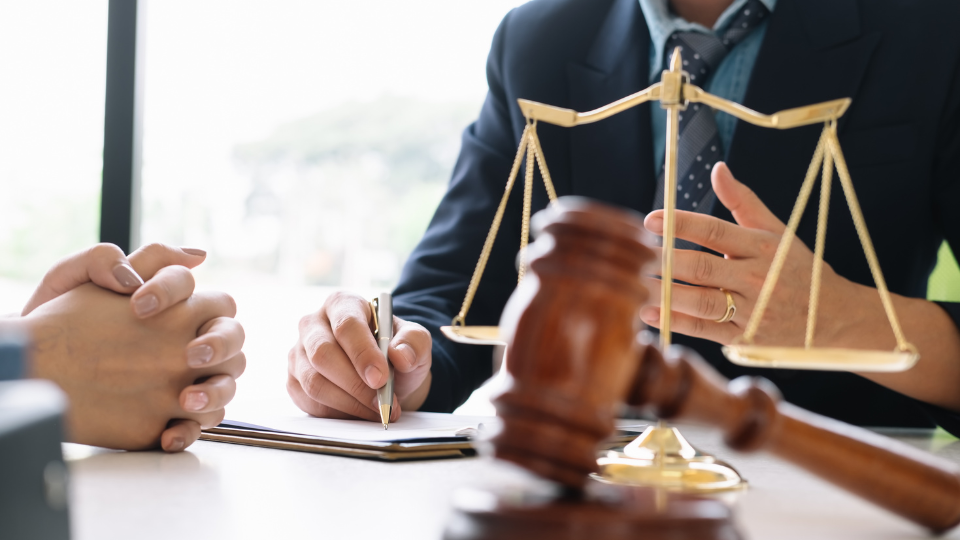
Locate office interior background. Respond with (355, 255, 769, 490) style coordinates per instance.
(2, 0, 960, 416)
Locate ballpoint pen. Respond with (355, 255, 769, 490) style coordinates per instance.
(376, 292, 395, 430)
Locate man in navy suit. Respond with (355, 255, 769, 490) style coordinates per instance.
(287, 0, 960, 433)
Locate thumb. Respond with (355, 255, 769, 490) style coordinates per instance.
(712, 162, 785, 233)
(22, 243, 143, 315)
(388, 317, 432, 374)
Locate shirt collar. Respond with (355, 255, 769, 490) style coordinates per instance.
(639, 0, 778, 73)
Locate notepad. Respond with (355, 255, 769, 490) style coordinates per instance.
(201, 411, 648, 461)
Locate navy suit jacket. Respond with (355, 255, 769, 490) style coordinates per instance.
(394, 0, 960, 431)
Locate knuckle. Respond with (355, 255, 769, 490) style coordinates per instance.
(411, 321, 430, 339)
(694, 254, 714, 282)
(142, 242, 169, 256)
(286, 373, 300, 395)
(697, 290, 718, 317)
(231, 351, 247, 377)
(301, 371, 328, 399)
(348, 377, 369, 398)
(706, 220, 725, 246)
(231, 320, 246, 348)
(324, 290, 350, 309)
(91, 242, 123, 260)
(348, 399, 373, 420)
(310, 340, 337, 369)
(692, 316, 707, 336)
(220, 293, 237, 317)
(288, 346, 298, 368)
(330, 312, 363, 340)
(298, 313, 317, 333)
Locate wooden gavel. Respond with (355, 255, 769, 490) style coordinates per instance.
(491, 197, 960, 533)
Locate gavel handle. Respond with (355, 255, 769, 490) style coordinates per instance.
(768, 402, 960, 532)
(629, 345, 960, 533)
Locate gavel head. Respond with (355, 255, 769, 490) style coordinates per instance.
(492, 197, 656, 488)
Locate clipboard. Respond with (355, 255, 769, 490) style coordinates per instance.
(200, 417, 648, 462)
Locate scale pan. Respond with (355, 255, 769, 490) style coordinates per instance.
(440, 326, 506, 346)
(722, 345, 919, 372)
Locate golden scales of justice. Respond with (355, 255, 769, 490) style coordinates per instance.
(440, 48, 920, 492)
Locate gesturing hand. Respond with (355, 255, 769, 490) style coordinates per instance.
(288, 291, 433, 422)
(640, 162, 858, 347)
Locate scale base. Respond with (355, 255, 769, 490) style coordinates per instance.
(444, 483, 742, 540)
(593, 425, 746, 493)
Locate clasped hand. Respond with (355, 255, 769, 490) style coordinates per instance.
(640, 163, 859, 347)
(21, 243, 245, 452)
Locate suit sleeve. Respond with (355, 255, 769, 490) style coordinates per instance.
(393, 10, 527, 412)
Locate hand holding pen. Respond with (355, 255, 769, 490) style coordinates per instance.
(286, 291, 434, 423)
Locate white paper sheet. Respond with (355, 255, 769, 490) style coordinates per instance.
(222, 411, 648, 443)
(223, 411, 498, 442)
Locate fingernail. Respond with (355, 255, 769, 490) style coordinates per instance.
(181, 247, 206, 257)
(184, 391, 209, 412)
(113, 264, 143, 288)
(364, 365, 382, 388)
(395, 343, 416, 370)
(167, 438, 185, 452)
(187, 344, 214, 367)
(134, 294, 159, 317)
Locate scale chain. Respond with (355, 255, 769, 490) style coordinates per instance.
(452, 126, 531, 327)
(827, 130, 911, 352)
(742, 127, 828, 343)
(451, 121, 560, 327)
(805, 145, 834, 348)
(518, 123, 537, 282)
(530, 128, 559, 202)
(742, 122, 912, 353)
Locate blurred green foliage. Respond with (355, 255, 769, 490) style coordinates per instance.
(0, 190, 100, 281)
(232, 96, 480, 286)
(928, 242, 960, 302)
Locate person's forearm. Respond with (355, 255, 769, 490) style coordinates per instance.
(825, 281, 960, 411)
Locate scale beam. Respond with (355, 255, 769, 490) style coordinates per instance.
(518, 84, 850, 131)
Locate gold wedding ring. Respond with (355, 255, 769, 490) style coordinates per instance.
(714, 288, 737, 324)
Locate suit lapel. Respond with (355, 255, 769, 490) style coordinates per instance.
(566, 0, 656, 213)
(720, 0, 881, 226)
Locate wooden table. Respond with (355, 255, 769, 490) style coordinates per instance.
(64, 424, 960, 540)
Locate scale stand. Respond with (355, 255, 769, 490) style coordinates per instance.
(441, 47, 916, 492)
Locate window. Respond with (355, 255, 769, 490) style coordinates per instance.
(0, 1, 108, 311)
(140, 0, 527, 414)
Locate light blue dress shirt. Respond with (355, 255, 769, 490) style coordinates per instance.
(640, 0, 778, 174)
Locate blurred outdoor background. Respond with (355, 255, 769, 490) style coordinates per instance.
(1, 0, 959, 418)
(0, 0, 528, 416)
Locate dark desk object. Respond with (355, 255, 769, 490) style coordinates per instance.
(447, 197, 960, 539)
(0, 378, 71, 540)
(0, 331, 27, 381)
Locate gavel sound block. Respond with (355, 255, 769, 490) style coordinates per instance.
(445, 197, 960, 539)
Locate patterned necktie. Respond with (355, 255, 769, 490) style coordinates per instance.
(652, 0, 770, 237)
